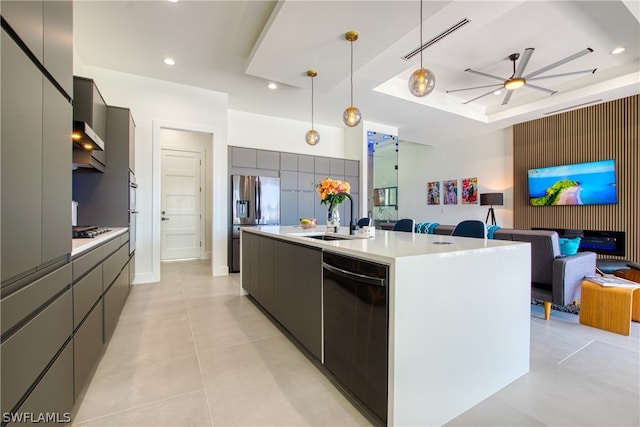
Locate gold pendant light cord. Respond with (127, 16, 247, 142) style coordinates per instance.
(419, 0, 423, 70)
(311, 75, 315, 129)
(350, 39, 354, 107)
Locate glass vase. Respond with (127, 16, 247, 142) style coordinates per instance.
(327, 206, 340, 232)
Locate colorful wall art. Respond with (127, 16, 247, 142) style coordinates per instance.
(427, 181, 440, 205)
(443, 179, 458, 205)
(461, 177, 478, 204)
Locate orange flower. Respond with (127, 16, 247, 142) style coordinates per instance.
(316, 178, 351, 205)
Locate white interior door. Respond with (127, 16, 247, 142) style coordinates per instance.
(161, 148, 202, 260)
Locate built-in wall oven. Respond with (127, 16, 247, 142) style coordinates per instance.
(129, 171, 138, 254)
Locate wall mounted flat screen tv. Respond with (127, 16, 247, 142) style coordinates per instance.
(527, 159, 617, 206)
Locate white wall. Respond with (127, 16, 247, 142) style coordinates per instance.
(398, 128, 514, 228)
(228, 110, 348, 158)
(73, 63, 229, 282)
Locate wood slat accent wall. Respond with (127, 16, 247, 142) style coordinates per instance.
(513, 95, 639, 263)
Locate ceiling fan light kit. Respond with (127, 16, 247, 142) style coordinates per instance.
(305, 69, 320, 146)
(408, 0, 436, 97)
(446, 47, 595, 106)
(343, 30, 362, 127)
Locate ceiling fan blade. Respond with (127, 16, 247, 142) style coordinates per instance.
(528, 69, 597, 81)
(525, 84, 557, 95)
(524, 48, 593, 79)
(446, 83, 502, 94)
(514, 48, 534, 78)
(463, 88, 501, 104)
(465, 68, 506, 83)
(501, 90, 514, 105)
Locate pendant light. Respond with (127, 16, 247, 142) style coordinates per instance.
(408, 0, 436, 97)
(305, 70, 320, 146)
(343, 31, 362, 127)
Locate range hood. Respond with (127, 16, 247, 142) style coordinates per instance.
(72, 121, 105, 151)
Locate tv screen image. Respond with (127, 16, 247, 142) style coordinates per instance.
(527, 159, 617, 206)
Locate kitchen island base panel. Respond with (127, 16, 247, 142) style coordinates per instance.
(389, 245, 531, 426)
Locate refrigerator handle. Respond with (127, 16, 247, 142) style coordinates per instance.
(255, 178, 262, 220)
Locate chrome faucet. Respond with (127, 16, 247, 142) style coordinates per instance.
(329, 193, 356, 235)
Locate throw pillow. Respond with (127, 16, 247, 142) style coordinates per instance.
(559, 237, 581, 256)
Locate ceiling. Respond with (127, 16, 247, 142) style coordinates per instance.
(73, 0, 640, 146)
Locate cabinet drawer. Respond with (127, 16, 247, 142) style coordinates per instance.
(8, 343, 73, 426)
(1, 264, 71, 336)
(102, 236, 121, 258)
(73, 264, 102, 329)
(72, 246, 103, 281)
(119, 231, 130, 247)
(104, 264, 130, 343)
(1, 289, 72, 413)
(73, 301, 104, 401)
(103, 245, 128, 288)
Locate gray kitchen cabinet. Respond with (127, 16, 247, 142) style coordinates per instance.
(345, 160, 359, 177)
(72, 77, 107, 169)
(1, 289, 72, 414)
(73, 106, 135, 227)
(298, 154, 314, 173)
(241, 231, 259, 296)
(297, 172, 315, 192)
(254, 235, 322, 360)
(280, 170, 298, 191)
(291, 244, 322, 359)
(42, 78, 72, 264)
(298, 191, 316, 221)
(231, 147, 257, 168)
(273, 240, 296, 332)
(9, 343, 73, 426)
(43, 0, 73, 97)
(314, 157, 331, 175)
(257, 237, 275, 313)
(1, 1, 44, 63)
(104, 260, 130, 343)
(72, 265, 102, 329)
(1, 29, 43, 282)
(73, 301, 104, 401)
(280, 191, 298, 225)
(330, 158, 345, 176)
(280, 153, 298, 171)
(257, 149, 280, 170)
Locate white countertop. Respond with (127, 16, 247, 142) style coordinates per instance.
(242, 225, 527, 265)
(71, 227, 128, 257)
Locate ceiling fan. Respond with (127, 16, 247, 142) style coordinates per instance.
(446, 47, 596, 105)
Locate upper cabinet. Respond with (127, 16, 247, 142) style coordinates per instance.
(2, 1, 73, 98)
(72, 77, 108, 171)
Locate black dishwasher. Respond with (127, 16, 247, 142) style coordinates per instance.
(322, 252, 388, 424)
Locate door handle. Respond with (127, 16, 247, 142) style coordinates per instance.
(162, 217, 170, 221)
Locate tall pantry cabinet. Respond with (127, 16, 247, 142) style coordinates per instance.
(1, 0, 74, 419)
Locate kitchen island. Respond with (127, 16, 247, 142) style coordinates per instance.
(240, 225, 531, 427)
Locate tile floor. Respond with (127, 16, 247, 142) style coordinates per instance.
(72, 260, 639, 427)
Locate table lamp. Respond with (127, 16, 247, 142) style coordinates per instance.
(480, 193, 503, 226)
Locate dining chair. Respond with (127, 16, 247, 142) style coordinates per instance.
(392, 218, 415, 233)
(452, 220, 486, 238)
(357, 217, 372, 227)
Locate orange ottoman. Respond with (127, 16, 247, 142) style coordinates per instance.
(579, 279, 640, 336)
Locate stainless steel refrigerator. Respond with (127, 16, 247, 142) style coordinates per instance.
(230, 175, 280, 272)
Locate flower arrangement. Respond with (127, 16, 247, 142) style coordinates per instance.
(316, 178, 351, 205)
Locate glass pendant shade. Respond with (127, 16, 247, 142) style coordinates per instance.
(343, 106, 362, 127)
(305, 129, 320, 145)
(408, 68, 436, 97)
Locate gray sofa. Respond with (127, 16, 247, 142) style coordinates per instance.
(431, 225, 596, 305)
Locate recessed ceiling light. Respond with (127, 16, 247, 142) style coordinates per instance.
(610, 47, 625, 54)
(267, 82, 277, 90)
(163, 57, 175, 66)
